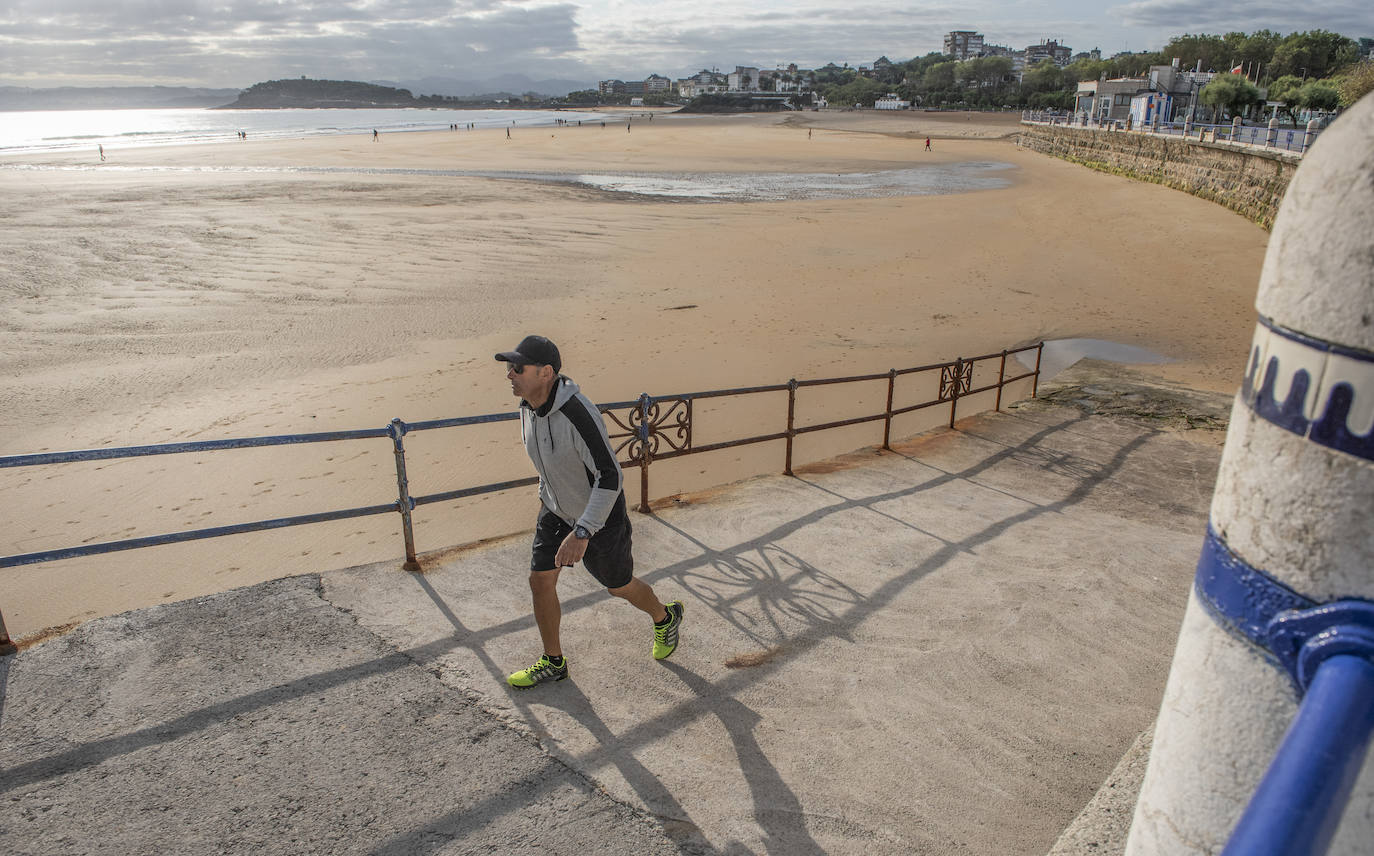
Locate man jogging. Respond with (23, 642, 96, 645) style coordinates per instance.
(496, 335, 683, 688)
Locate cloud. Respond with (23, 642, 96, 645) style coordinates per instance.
(0, 0, 593, 86)
(2, 0, 1368, 89)
(1113, 0, 1373, 36)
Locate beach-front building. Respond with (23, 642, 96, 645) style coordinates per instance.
(1075, 78, 1146, 121)
(1074, 60, 1216, 123)
(676, 69, 726, 98)
(874, 93, 911, 110)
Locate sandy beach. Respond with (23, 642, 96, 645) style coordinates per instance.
(0, 109, 1270, 638)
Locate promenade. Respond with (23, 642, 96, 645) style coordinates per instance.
(0, 362, 1233, 855)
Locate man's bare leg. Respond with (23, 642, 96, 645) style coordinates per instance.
(608, 576, 668, 623)
(530, 568, 563, 657)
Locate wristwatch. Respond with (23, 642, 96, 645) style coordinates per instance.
(574, 524, 591, 540)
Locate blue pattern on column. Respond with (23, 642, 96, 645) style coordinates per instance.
(1245, 317, 1374, 463)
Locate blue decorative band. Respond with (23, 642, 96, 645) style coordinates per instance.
(1194, 525, 1316, 654)
(1241, 316, 1374, 461)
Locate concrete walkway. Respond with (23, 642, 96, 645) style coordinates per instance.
(0, 362, 1233, 855)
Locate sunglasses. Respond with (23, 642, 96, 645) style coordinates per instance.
(506, 362, 542, 374)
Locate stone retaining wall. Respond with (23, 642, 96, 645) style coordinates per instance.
(1019, 124, 1300, 230)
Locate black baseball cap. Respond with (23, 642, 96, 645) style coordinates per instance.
(495, 335, 561, 373)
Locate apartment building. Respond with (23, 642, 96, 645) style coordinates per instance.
(1025, 39, 1073, 66)
(944, 31, 985, 60)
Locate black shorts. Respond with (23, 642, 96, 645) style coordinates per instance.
(531, 493, 634, 589)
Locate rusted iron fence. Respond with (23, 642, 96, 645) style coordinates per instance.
(0, 342, 1041, 645)
(606, 343, 1042, 512)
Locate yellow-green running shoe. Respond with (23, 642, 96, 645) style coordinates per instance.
(507, 654, 568, 688)
(653, 601, 684, 660)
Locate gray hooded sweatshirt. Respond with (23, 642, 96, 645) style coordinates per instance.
(520, 376, 624, 534)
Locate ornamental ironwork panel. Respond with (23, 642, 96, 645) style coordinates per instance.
(938, 360, 973, 402)
(604, 396, 692, 464)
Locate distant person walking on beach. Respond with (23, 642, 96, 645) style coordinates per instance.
(496, 335, 684, 688)
(373, 129, 379, 141)
(925, 137, 932, 151)
(506, 126, 510, 139)
(98, 144, 105, 161)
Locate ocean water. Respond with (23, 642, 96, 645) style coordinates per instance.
(3, 162, 1017, 202)
(0, 107, 616, 155)
(0, 107, 1016, 201)
(1017, 338, 1170, 380)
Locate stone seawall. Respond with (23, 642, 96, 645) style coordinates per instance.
(1019, 124, 1300, 230)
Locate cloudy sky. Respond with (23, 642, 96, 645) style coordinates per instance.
(1, 0, 1369, 89)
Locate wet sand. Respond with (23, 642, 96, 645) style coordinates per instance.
(0, 110, 1270, 637)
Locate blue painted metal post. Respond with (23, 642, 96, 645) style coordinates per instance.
(388, 418, 421, 572)
(1221, 654, 1374, 856)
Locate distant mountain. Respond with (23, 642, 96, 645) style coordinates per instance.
(379, 74, 597, 98)
(0, 85, 241, 111)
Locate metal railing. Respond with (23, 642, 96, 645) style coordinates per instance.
(1221, 598, 1374, 856)
(0, 343, 1042, 645)
(1021, 112, 1321, 154)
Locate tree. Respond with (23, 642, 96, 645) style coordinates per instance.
(1268, 75, 1305, 122)
(1160, 33, 1231, 73)
(1234, 30, 1282, 72)
(959, 56, 1012, 91)
(1061, 59, 1112, 83)
(823, 77, 887, 107)
(1335, 62, 1374, 107)
(903, 52, 954, 81)
(1295, 80, 1341, 113)
(922, 61, 958, 91)
(1201, 73, 1263, 119)
(1268, 30, 1361, 81)
(1022, 60, 1064, 93)
(1110, 51, 1165, 77)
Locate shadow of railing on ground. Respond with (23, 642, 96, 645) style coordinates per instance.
(3, 407, 1156, 854)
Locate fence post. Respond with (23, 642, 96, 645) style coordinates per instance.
(1031, 342, 1044, 398)
(784, 379, 797, 476)
(388, 418, 421, 572)
(883, 368, 896, 450)
(1303, 117, 1321, 153)
(995, 350, 1008, 411)
(637, 393, 652, 513)
(0, 606, 15, 655)
(948, 357, 963, 429)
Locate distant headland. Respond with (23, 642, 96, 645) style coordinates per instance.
(215, 78, 462, 109)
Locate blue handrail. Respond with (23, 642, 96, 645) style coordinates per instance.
(1222, 653, 1374, 855)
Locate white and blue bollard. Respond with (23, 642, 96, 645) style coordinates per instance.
(1124, 95, 1374, 855)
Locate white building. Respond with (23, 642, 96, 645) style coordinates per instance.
(874, 93, 911, 110)
(727, 67, 761, 91)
